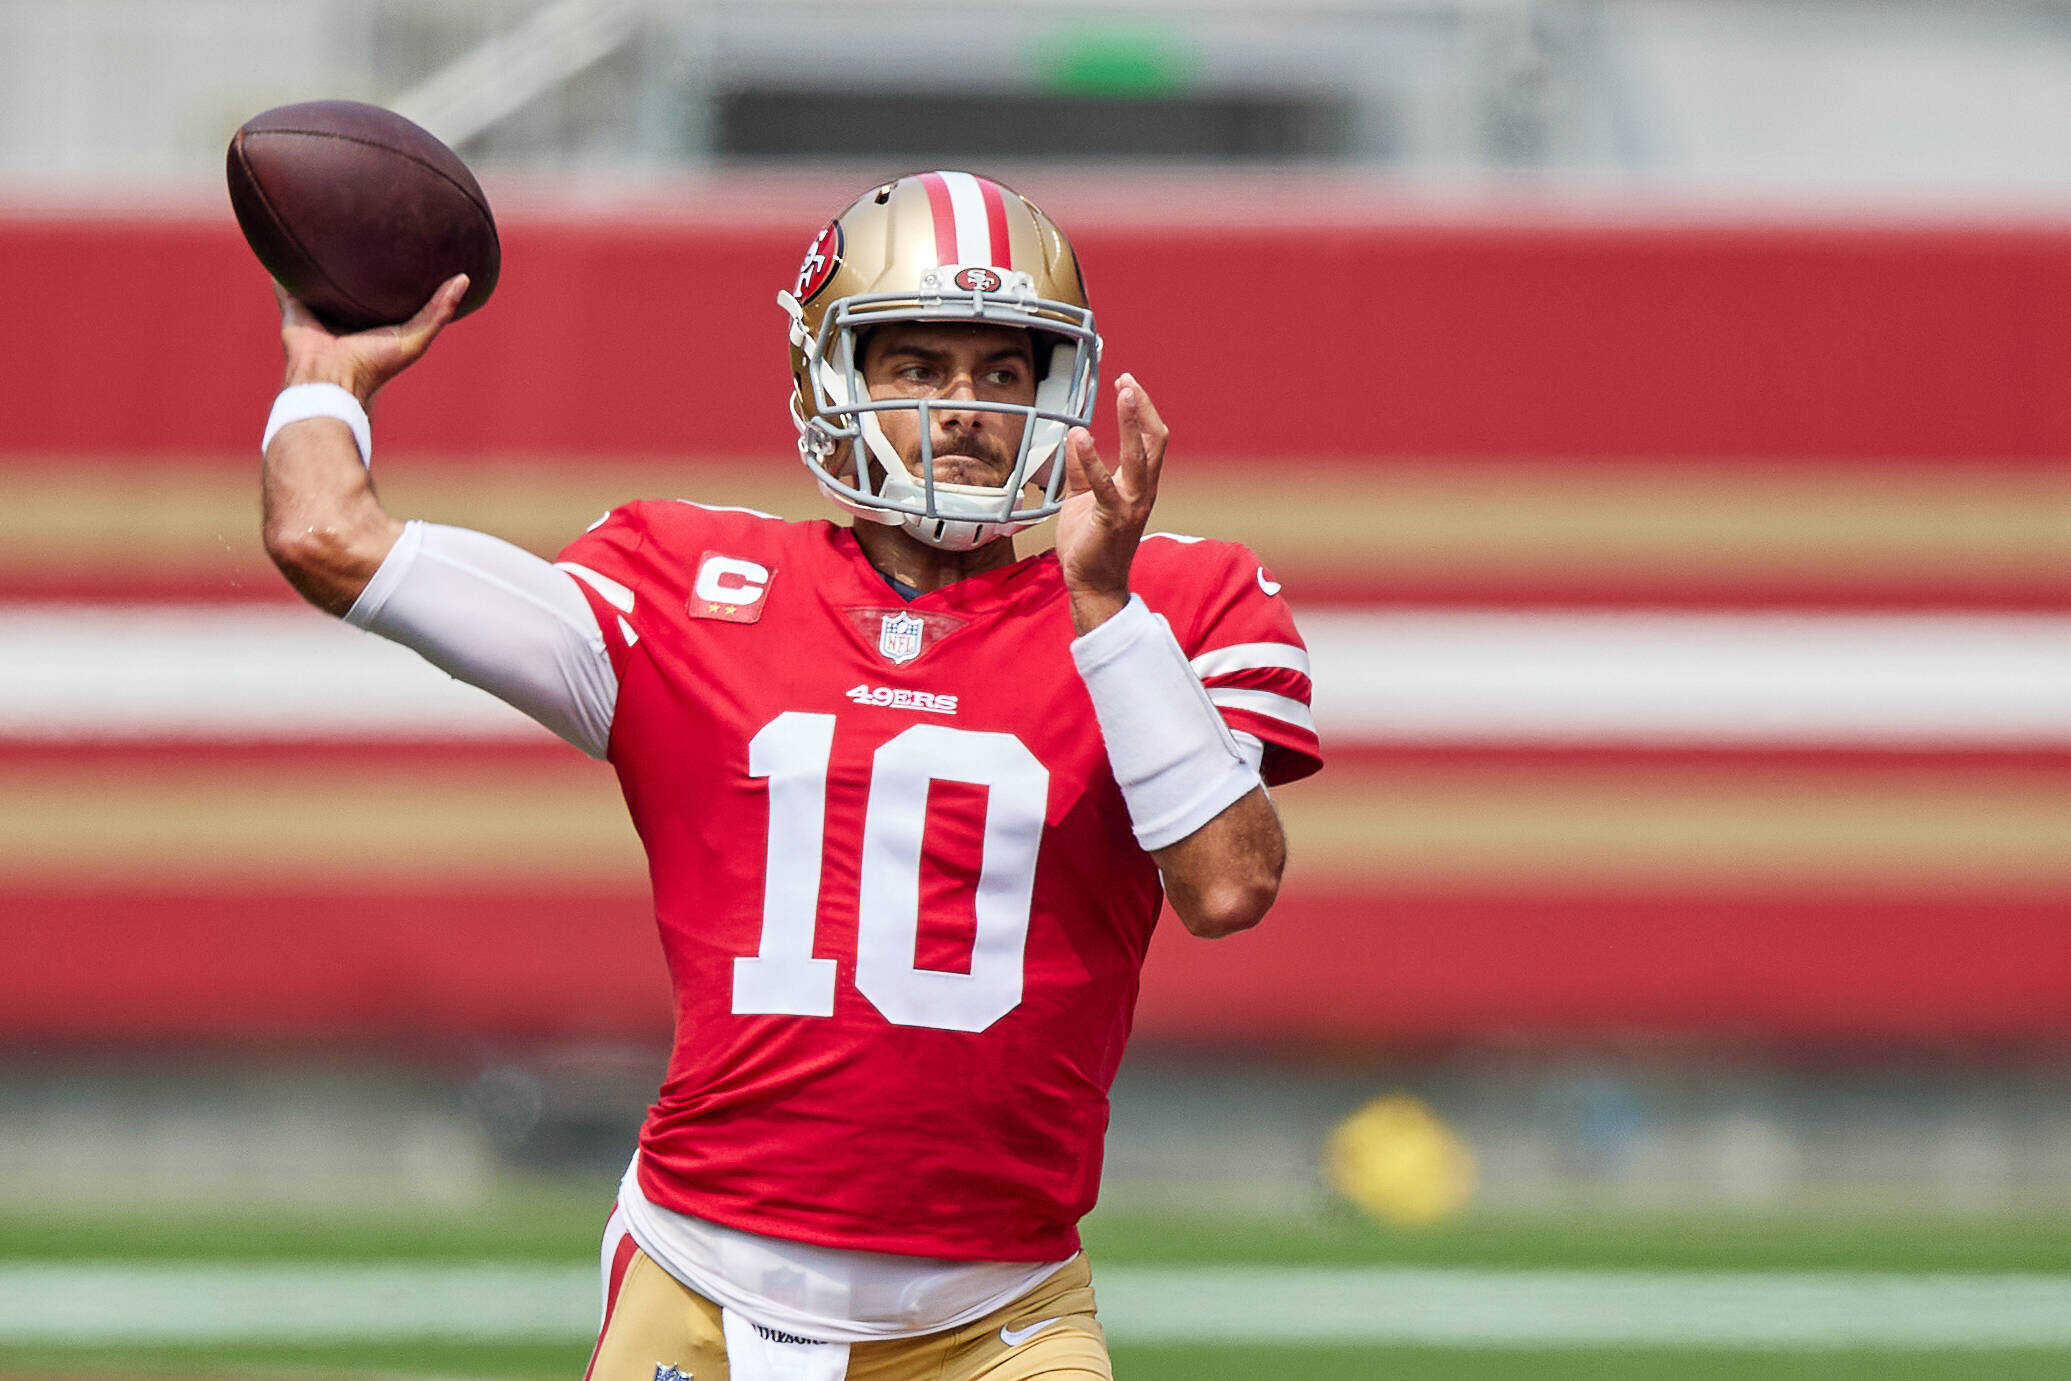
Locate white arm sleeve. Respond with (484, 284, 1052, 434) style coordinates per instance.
(345, 521, 620, 759)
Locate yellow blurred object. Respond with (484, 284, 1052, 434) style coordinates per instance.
(1325, 1094, 1478, 1226)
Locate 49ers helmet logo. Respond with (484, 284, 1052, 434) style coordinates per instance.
(795, 221, 843, 303)
(953, 266, 1003, 292)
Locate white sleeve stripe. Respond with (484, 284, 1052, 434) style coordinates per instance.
(556, 561, 636, 614)
(1208, 686, 1317, 734)
(1190, 641, 1312, 679)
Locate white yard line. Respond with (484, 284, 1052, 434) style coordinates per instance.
(2, 1264, 2069, 1348)
(1097, 1265, 2071, 1347)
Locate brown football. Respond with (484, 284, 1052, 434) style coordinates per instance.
(227, 100, 499, 333)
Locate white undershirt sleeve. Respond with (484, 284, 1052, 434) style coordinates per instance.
(346, 521, 620, 759)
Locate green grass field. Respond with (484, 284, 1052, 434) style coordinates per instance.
(5, 1182, 2069, 1380)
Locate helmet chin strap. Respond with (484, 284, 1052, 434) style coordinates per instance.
(909, 515, 1002, 552)
(811, 436, 1012, 552)
(857, 410, 907, 499)
(858, 411, 1031, 552)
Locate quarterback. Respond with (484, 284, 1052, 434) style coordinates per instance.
(260, 172, 1321, 1381)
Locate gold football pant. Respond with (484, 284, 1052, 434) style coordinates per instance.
(584, 1248, 1112, 1381)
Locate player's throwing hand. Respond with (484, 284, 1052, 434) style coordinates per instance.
(1057, 372, 1168, 633)
(276, 273, 469, 407)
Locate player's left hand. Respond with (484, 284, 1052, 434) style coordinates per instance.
(1057, 372, 1166, 633)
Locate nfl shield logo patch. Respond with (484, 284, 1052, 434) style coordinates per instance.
(654, 1366, 692, 1381)
(878, 611, 924, 666)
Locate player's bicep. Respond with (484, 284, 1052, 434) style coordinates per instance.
(347, 521, 619, 758)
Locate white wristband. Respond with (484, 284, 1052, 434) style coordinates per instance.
(1072, 594, 1262, 852)
(263, 383, 371, 467)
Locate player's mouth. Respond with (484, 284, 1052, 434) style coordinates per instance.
(926, 443, 1010, 484)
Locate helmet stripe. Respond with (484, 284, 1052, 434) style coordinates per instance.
(917, 171, 960, 267)
(977, 176, 1012, 266)
(932, 170, 999, 267)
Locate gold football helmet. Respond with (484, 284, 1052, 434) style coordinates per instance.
(779, 171, 1100, 550)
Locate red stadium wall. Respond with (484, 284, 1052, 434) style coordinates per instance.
(3, 205, 2066, 1053)
(9, 211, 2071, 461)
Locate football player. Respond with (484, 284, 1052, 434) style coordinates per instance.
(260, 171, 1321, 1381)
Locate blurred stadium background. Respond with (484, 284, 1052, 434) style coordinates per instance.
(3, 1, 2070, 1377)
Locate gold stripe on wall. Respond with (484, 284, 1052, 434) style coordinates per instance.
(6, 458, 2066, 592)
(5, 757, 2066, 893)
(1277, 765, 2071, 891)
(1, 760, 640, 886)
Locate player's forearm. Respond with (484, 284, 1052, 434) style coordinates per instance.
(259, 277, 466, 616)
(1152, 786, 1285, 938)
(261, 420, 403, 617)
(1066, 583, 1129, 636)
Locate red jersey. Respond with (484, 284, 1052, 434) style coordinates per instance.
(556, 501, 1321, 1261)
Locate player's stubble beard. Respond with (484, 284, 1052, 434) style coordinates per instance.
(837, 430, 1018, 492)
(923, 433, 1014, 488)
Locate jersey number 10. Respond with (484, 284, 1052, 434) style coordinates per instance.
(733, 712, 1050, 1034)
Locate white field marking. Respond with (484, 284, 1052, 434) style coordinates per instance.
(0, 1264, 595, 1341)
(4, 605, 2071, 746)
(1096, 1266, 2071, 1347)
(2, 1264, 2071, 1348)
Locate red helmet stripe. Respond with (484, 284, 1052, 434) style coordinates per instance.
(977, 176, 1012, 266)
(917, 171, 960, 267)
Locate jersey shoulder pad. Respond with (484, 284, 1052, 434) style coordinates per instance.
(555, 503, 824, 672)
(1132, 533, 1266, 628)
(654, 499, 828, 559)
(560, 500, 814, 580)
(1133, 531, 1251, 583)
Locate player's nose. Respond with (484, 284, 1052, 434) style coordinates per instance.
(933, 373, 986, 424)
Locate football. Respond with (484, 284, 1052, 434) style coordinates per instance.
(227, 99, 500, 333)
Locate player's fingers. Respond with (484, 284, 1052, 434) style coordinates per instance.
(390, 274, 469, 357)
(1065, 427, 1116, 502)
(1114, 377, 1145, 480)
(1120, 372, 1168, 479)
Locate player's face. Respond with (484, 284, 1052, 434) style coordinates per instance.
(858, 323, 1038, 488)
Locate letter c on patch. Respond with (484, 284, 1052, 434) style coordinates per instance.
(695, 555, 771, 605)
